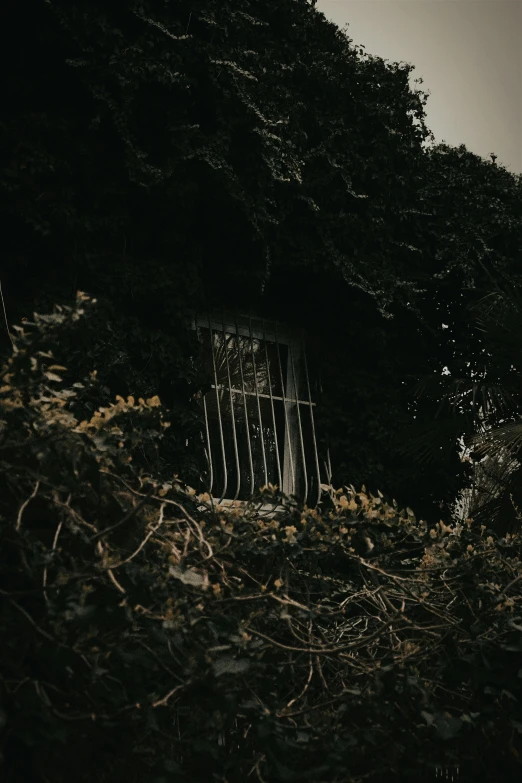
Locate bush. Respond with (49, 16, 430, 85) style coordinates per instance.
(1, 294, 522, 782)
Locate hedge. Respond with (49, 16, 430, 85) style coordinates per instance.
(1, 294, 522, 782)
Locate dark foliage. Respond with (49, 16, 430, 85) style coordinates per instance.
(2, 296, 522, 783)
(2, 1, 522, 529)
(400, 282, 522, 534)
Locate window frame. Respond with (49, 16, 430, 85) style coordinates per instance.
(189, 310, 324, 508)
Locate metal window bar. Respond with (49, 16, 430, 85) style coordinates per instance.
(274, 323, 296, 496)
(235, 312, 255, 498)
(201, 395, 213, 495)
(262, 318, 283, 491)
(207, 311, 228, 503)
(286, 323, 308, 503)
(302, 327, 323, 507)
(249, 314, 269, 489)
(194, 311, 323, 506)
(222, 311, 242, 501)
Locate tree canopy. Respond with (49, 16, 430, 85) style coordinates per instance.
(3, 0, 434, 316)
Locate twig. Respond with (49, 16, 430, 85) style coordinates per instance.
(216, 592, 274, 603)
(51, 701, 141, 722)
(155, 495, 213, 559)
(89, 493, 153, 541)
(6, 677, 30, 694)
(105, 503, 166, 570)
(244, 611, 405, 656)
(315, 653, 329, 692)
(43, 518, 63, 603)
(15, 480, 40, 532)
(136, 640, 182, 682)
(247, 754, 267, 783)
(182, 525, 191, 558)
(95, 540, 126, 592)
(0, 278, 14, 350)
(277, 688, 350, 719)
(52, 496, 97, 532)
(495, 574, 522, 604)
(270, 593, 314, 613)
(151, 681, 188, 708)
(9, 599, 69, 648)
(100, 470, 213, 558)
(284, 655, 314, 710)
(107, 568, 126, 594)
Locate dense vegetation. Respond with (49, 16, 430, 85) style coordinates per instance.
(405, 281, 522, 534)
(1, 295, 522, 783)
(2, 0, 522, 525)
(2, 3, 522, 775)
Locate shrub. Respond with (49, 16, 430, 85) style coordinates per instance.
(1, 294, 522, 782)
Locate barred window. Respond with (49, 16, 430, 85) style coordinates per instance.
(191, 311, 327, 506)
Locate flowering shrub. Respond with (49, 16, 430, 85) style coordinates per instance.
(1, 295, 521, 782)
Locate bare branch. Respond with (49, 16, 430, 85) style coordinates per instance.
(15, 480, 40, 532)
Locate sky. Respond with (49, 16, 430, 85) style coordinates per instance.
(316, 0, 522, 174)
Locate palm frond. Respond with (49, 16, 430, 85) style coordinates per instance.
(468, 287, 522, 376)
(463, 456, 522, 535)
(412, 371, 514, 424)
(408, 283, 522, 534)
(393, 417, 463, 464)
(466, 418, 522, 461)
(399, 376, 516, 471)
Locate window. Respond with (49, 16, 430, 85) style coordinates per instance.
(190, 311, 326, 506)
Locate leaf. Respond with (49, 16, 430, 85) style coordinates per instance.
(422, 711, 462, 740)
(435, 715, 462, 740)
(163, 759, 181, 773)
(212, 657, 250, 677)
(169, 565, 208, 589)
(500, 639, 522, 652)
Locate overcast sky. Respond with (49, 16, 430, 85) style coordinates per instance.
(317, 0, 522, 174)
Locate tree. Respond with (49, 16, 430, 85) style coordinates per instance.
(388, 143, 522, 527)
(397, 275, 522, 533)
